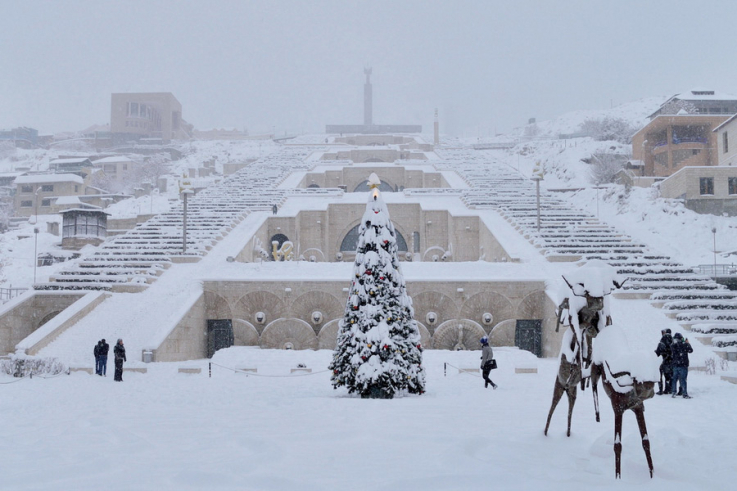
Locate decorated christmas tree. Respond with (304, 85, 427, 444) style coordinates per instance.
(329, 174, 425, 399)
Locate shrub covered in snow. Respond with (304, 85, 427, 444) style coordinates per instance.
(580, 117, 638, 144)
(0, 354, 66, 377)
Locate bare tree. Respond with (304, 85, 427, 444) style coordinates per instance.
(580, 117, 638, 144)
(589, 152, 628, 185)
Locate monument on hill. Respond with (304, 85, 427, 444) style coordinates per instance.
(326, 68, 422, 135)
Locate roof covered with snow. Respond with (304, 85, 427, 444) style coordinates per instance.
(15, 173, 84, 184)
(49, 157, 91, 164)
(93, 156, 134, 164)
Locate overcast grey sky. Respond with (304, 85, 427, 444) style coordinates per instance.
(2, 0, 736, 136)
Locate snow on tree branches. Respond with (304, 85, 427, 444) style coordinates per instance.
(329, 175, 425, 399)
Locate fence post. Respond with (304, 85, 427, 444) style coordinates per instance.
(444, 362, 446, 377)
(209, 362, 211, 378)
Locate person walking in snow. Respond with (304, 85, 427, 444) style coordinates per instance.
(98, 338, 109, 377)
(671, 333, 693, 398)
(113, 339, 127, 382)
(93, 341, 101, 375)
(272, 204, 278, 215)
(480, 336, 497, 389)
(655, 328, 673, 394)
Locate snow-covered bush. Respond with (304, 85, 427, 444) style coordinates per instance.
(0, 354, 66, 377)
(580, 117, 638, 144)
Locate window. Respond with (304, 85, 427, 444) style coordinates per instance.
(20, 200, 32, 207)
(21, 185, 33, 193)
(729, 177, 737, 195)
(700, 177, 714, 195)
(724, 132, 729, 154)
(122, 164, 128, 171)
(75, 185, 79, 192)
(129, 102, 138, 117)
(41, 199, 51, 207)
(41, 184, 53, 192)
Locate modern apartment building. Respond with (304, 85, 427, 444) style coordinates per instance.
(110, 93, 192, 144)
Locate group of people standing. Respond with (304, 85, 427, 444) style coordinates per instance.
(655, 328, 694, 398)
(93, 338, 126, 382)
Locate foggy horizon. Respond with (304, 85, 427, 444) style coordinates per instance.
(2, 0, 737, 136)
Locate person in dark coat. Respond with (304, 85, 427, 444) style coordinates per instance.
(655, 328, 673, 394)
(479, 336, 497, 389)
(671, 332, 693, 398)
(113, 339, 126, 382)
(98, 339, 110, 377)
(93, 341, 102, 375)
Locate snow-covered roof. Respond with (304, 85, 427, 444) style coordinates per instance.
(15, 174, 84, 184)
(50, 157, 91, 165)
(675, 88, 737, 101)
(59, 207, 108, 214)
(54, 196, 84, 205)
(93, 156, 134, 164)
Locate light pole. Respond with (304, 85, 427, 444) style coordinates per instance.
(531, 161, 544, 232)
(179, 175, 193, 254)
(712, 227, 717, 276)
(33, 227, 39, 284)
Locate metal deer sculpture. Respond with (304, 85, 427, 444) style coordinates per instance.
(590, 326, 656, 478)
(544, 261, 626, 437)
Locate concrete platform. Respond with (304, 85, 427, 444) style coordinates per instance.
(290, 368, 312, 373)
(235, 367, 257, 374)
(178, 367, 201, 374)
(720, 375, 737, 384)
(515, 367, 538, 374)
(458, 368, 479, 374)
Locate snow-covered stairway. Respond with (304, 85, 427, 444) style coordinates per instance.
(437, 148, 737, 359)
(35, 148, 309, 293)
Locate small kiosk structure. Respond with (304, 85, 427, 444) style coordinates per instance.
(60, 206, 109, 250)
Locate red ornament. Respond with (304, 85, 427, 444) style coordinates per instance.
(365, 270, 372, 275)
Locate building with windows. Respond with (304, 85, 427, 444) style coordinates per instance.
(13, 174, 85, 218)
(712, 113, 737, 167)
(631, 114, 728, 177)
(91, 156, 140, 185)
(0, 127, 38, 148)
(110, 93, 193, 144)
(632, 89, 737, 178)
(659, 166, 737, 215)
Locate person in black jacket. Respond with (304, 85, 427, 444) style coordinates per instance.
(93, 341, 102, 375)
(98, 339, 110, 377)
(479, 336, 497, 389)
(113, 339, 127, 382)
(655, 329, 673, 395)
(671, 333, 693, 398)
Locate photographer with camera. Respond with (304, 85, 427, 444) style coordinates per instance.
(670, 332, 693, 399)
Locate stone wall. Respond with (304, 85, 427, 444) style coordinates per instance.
(153, 279, 560, 358)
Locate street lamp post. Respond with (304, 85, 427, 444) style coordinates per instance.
(33, 227, 39, 284)
(712, 227, 717, 276)
(531, 161, 544, 232)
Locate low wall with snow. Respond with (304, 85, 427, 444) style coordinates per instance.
(0, 291, 87, 355)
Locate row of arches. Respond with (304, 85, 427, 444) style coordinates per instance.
(203, 288, 549, 351)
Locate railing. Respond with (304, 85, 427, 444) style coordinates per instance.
(695, 264, 737, 276)
(672, 136, 707, 145)
(0, 286, 28, 303)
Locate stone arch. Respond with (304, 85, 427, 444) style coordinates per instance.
(203, 291, 232, 319)
(289, 291, 343, 334)
(233, 291, 287, 334)
(339, 223, 408, 252)
(318, 319, 341, 350)
(260, 318, 318, 350)
(36, 311, 62, 331)
(516, 290, 548, 320)
(353, 180, 394, 192)
(490, 319, 517, 348)
(233, 319, 259, 346)
(422, 246, 446, 262)
(432, 319, 486, 351)
(415, 321, 432, 350)
(410, 291, 458, 335)
(460, 292, 514, 333)
(307, 183, 320, 188)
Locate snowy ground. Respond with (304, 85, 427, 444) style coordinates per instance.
(2, 345, 735, 490)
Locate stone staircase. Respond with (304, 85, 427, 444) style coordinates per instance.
(35, 148, 311, 293)
(437, 148, 737, 360)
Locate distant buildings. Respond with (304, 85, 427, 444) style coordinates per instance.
(0, 127, 38, 148)
(110, 93, 192, 144)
